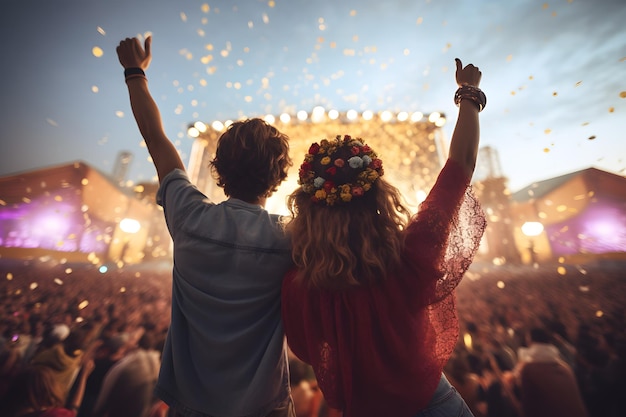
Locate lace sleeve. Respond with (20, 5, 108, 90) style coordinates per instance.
(435, 185, 486, 301)
(402, 160, 486, 305)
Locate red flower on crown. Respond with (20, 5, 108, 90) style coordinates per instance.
(308, 143, 320, 155)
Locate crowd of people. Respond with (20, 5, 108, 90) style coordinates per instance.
(1, 258, 624, 416)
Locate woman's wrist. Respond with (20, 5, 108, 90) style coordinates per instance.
(454, 85, 486, 112)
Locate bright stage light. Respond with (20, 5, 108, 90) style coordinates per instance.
(521, 221, 544, 237)
(120, 218, 141, 234)
(194, 121, 207, 133)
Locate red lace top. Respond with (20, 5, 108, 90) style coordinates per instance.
(282, 159, 486, 417)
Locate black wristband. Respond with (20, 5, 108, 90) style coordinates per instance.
(124, 67, 145, 78)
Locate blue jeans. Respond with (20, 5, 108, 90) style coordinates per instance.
(414, 374, 475, 417)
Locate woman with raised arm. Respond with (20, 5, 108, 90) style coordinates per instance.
(281, 58, 487, 417)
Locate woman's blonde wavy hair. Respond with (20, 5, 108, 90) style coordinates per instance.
(286, 177, 412, 291)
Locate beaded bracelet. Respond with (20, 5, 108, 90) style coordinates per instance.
(454, 85, 486, 112)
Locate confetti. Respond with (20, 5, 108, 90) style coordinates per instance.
(92, 46, 103, 57)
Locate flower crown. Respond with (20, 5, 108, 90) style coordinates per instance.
(298, 135, 384, 206)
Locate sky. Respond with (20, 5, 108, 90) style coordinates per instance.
(0, 0, 624, 193)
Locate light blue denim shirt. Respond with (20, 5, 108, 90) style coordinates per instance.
(155, 169, 293, 417)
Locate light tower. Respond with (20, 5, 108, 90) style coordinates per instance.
(112, 151, 133, 187)
(473, 146, 522, 263)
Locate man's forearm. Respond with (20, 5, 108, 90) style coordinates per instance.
(124, 77, 185, 181)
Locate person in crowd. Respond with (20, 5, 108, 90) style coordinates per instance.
(281, 58, 487, 417)
(445, 352, 486, 417)
(1, 359, 95, 417)
(77, 332, 129, 417)
(91, 331, 161, 417)
(289, 357, 326, 417)
(116, 36, 295, 416)
(510, 327, 589, 417)
(30, 325, 99, 402)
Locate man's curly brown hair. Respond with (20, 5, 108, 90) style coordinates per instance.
(210, 118, 292, 202)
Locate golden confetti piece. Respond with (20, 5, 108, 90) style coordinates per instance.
(78, 300, 89, 310)
(544, 129, 551, 134)
(543, 148, 550, 153)
(558, 257, 565, 263)
(416, 17, 423, 25)
(350, 10, 357, 17)
(542, 3, 548, 10)
(506, 54, 513, 62)
(97, 26, 106, 36)
(595, 310, 603, 318)
(268, 0, 275, 7)
(6, 273, 13, 281)
(91, 86, 99, 93)
(115, 111, 124, 118)
(54, 278, 64, 285)
(552, 91, 558, 96)
(581, 122, 589, 126)
(588, 135, 596, 140)
(46, 118, 59, 127)
(557, 266, 567, 275)
(575, 81, 582, 87)
(30, 282, 38, 290)
(92, 46, 103, 57)
(620, 91, 626, 98)
(496, 280, 505, 289)
(510, 91, 516, 96)
(201, 3, 210, 13)
(609, 107, 615, 113)
(180, 12, 187, 22)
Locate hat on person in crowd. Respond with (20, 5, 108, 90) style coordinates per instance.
(49, 324, 70, 342)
